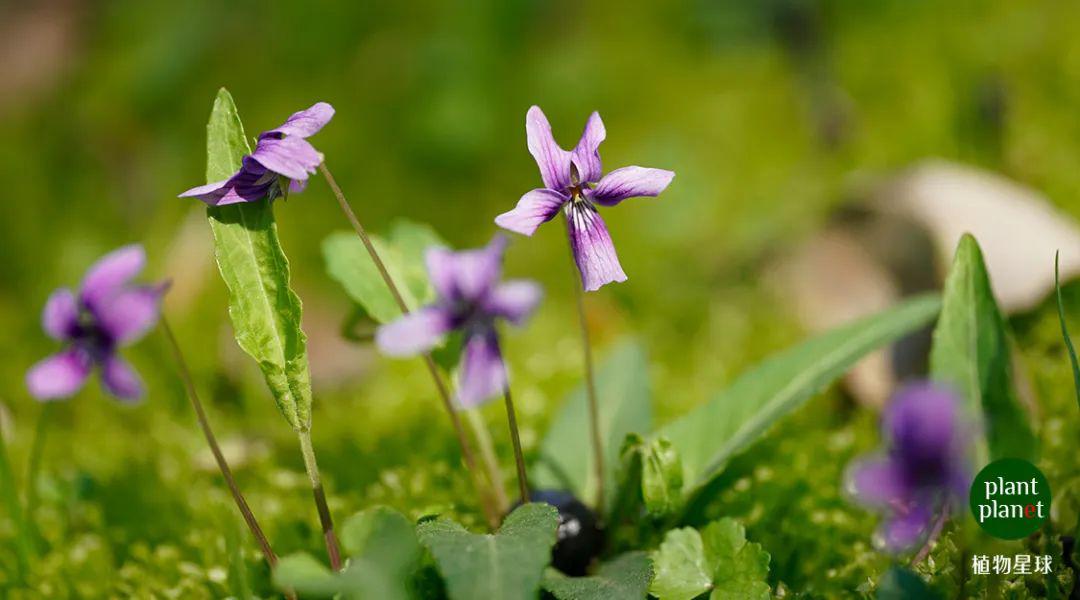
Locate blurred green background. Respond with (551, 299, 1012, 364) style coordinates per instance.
(2, 0, 1080, 596)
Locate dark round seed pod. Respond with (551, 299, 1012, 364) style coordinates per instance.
(517, 489, 604, 576)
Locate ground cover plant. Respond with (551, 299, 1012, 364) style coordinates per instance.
(3, 2, 1080, 598)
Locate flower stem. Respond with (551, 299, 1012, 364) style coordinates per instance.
(465, 408, 509, 514)
(24, 401, 53, 545)
(297, 429, 342, 571)
(911, 505, 949, 565)
(501, 383, 530, 503)
(160, 317, 281, 569)
(563, 215, 605, 512)
(319, 162, 501, 529)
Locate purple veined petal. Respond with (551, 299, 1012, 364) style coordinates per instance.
(80, 245, 146, 312)
(494, 189, 568, 236)
(100, 354, 144, 402)
(289, 177, 308, 194)
(26, 348, 92, 401)
(486, 280, 542, 325)
(425, 237, 508, 304)
(875, 503, 934, 552)
(42, 288, 79, 340)
(457, 329, 506, 409)
(566, 202, 627, 292)
(589, 166, 675, 207)
(250, 135, 323, 181)
(262, 102, 335, 139)
(570, 111, 605, 184)
(96, 285, 165, 345)
(526, 106, 572, 191)
(845, 456, 908, 508)
(375, 307, 453, 357)
(884, 383, 961, 473)
(178, 178, 232, 203)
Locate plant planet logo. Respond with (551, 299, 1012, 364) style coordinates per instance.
(969, 458, 1050, 540)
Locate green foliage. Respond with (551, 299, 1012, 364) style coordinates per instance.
(876, 567, 940, 600)
(275, 506, 420, 600)
(1055, 252, 1080, 410)
(323, 220, 447, 324)
(532, 340, 651, 512)
(650, 518, 770, 600)
(930, 234, 1035, 462)
(659, 293, 942, 496)
(542, 551, 653, 600)
(416, 503, 558, 600)
(203, 88, 312, 431)
(619, 434, 684, 519)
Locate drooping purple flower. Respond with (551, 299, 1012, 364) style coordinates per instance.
(375, 236, 542, 407)
(845, 383, 973, 552)
(495, 106, 675, 292)
(179, 102, 335, 206)
(26, 245, 167, 402)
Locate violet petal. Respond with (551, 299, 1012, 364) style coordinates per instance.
(100, 355, 144, 401)
(589, 166, 675, 206)
(26, 349, 92, 400)
(566, 202, 627, 292)
(375, 307, 453, 357)
(96, 286, 164, 345)
(80, 245, 146, 312)
(425, 237, 507, 304)
(570, 111, 605, 184)
(877, 503, 933, 551)
(526, 106, 572, 191)
(846, 456, 908, 508)
(457, 329, 506, 408)
(486, 280, 542, 325)
(262, 102, 335, 139)
(42, 288, 78, 340)
(250, 135, 323, 181)
(494, 188, 568, 236)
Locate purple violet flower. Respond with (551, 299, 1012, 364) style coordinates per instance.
(845, 383, 973, 552)
(375, 236, 542, 408)
(495, 106, 675, 292)
(179, 102, 335, 206)
(26, 245, 167, 402)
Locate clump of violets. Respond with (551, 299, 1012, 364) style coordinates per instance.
(845, 383, 973, 552)
(495, 106, 675, 291)
(375, 236, 541, 407)
(26, 245, 166, 402)
(180, 102, 334, 206)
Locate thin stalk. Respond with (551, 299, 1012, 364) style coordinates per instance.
(465, 408, 509, 514)
(501, 383, 530, 503)
(0, 416, 32, 582)
(563, 213, 605, 511)
(161, 317, 281, 569)
(319, 162, 501, 529)
(911, 504, 949, 565)
(24, 401, 53, 544)
(297, 429, 342, 571)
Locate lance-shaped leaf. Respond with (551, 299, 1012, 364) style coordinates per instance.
(532, 340, 652, 512)
(542, 551, 653, 600)
(1055, 251, 1080, 410)
(649, 519, 770, 600)
(203, 89, 312, 431)
(417, 503, 559, 600)
(322, 220, 446, 324)
(659, 294, 941, 496)
(275, 505, 420, 600)
(929, 234, 1035, 462)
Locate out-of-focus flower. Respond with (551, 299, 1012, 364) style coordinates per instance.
(26, 245, 167, 402)
(495, 106, 674, 291)
(180, 102, 334, 206)
(845, 383, 972, 551)
(375, 236, 541, 407)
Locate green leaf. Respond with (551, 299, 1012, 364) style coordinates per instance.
(640, 437, 684, 518)
(659, 293, 941, 494)
(875, 567, 940, 600)
(322, 220, 446, 324)
(542, 552, 653, 600)
(532, 340, 652, 512)
(929, 234, 1035, 462)
(275, 506, 420, 600)
(416, 502, 559, 600)
(203, 88, 311, 431)
(649, 519, 770, 600)
(1055, 251, 1080, 411)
